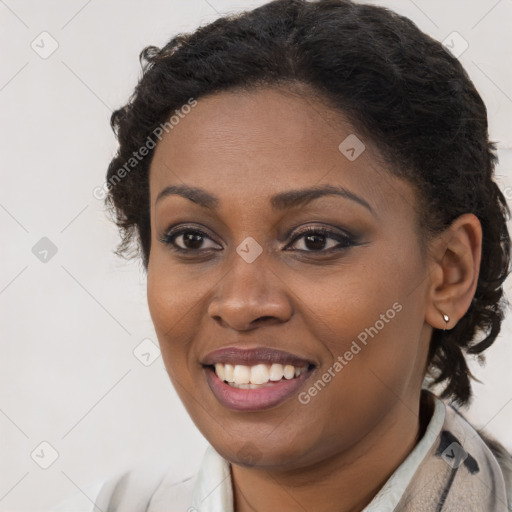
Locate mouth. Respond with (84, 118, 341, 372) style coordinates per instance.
(204, 361, 316, 388)
(201, 346, 317, 411)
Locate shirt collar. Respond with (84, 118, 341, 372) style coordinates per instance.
(189, 391, 445, 512)
(362, 391, 446, 511)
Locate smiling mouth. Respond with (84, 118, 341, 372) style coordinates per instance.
(203, 362, 317, 411)
(203, 362, 316, 388)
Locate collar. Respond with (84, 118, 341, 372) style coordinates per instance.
(183, 391, 508, 511)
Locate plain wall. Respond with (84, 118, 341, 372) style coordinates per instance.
(1, 0, 511, 509)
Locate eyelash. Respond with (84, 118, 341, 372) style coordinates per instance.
(158, 224, 358, 255)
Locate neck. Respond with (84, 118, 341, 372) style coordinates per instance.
(231, 391, 433, 512)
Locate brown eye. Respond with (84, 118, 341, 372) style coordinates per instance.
(159, 226, 222, 252)
(287, 227, 356, 252)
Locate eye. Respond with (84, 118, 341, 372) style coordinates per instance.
(159, 226, 221, 252)
(159, 224, 358, 255)
(286, 226, 357, 253)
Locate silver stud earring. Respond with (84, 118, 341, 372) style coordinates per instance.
(442, 313, 450, 330)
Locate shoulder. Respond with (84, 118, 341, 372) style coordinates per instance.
(444, 401, 512, 511)
(49, 477, 108, 511)
(469, 421, 512, 509)
(49, 458, 197, 512)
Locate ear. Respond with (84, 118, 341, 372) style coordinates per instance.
(424, 213, 482, 330)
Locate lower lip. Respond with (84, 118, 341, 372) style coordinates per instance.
(204, 365, 314, 411)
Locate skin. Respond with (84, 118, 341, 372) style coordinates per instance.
(146, 86, 482, 512)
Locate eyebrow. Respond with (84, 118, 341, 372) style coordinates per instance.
(155, 183, 375, 216)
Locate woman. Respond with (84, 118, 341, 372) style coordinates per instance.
(52, 0, 512, 510)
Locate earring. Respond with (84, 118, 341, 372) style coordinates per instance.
(442, 313, 450, 330)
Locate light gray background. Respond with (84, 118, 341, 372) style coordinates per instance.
(1, 0, 511, 510)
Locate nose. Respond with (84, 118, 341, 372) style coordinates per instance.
(207, 251, 293, 331)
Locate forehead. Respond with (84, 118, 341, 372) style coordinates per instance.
(148, 86, 415, 217)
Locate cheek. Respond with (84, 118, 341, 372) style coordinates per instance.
(146, 257, 201, 364)
(147, 250, 212, 331)
(304, 243, 425, 389)
(146, 265, 199, 411)
(147, 268, 180, 347)
(288, 264, 425, 450)
(146, 251, 227, 392)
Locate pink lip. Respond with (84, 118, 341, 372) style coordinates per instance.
(201, 346, 316, 367)
(204, 365, 315, 411)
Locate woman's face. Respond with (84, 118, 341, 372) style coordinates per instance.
(147, 86, 434, 469)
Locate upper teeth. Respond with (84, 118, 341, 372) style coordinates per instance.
(214, 363, 308, 385)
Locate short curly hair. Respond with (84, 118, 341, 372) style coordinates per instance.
(104, 0, 511, 406)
